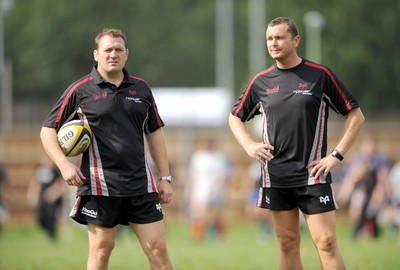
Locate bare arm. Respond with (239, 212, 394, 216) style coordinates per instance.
(308, 107, 366, 178)
(145, 128, 173, 204)
(40, 127, 85, 186)
(228, 113, 274, 165)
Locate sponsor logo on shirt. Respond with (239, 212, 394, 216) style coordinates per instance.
(125, 89, 142, 102)
(266, 86, 280, 95)
(319, 195, 330, 205)
(93, 92, 108, 101)
(298, 82, 308, 89)
(82, 207, 98, 218)
(126, 97, 142, 103)
(293, 82, 312, 95)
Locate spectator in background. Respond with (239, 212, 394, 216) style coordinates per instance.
(187, 138, 232, 242)
(337, 137, 391, 239)
(27, 155, 66, 242)
(0, 162, 8, 233)
(387, 160, 400, 239)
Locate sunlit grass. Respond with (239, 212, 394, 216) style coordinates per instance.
(0, 218, 399, 270)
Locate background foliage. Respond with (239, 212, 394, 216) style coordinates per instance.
(4, 0, 400, 117)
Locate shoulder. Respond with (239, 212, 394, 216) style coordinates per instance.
(248, 65, 277, 89)
(254, 65, 276, 79)
(127, 74, 151, 88)
(302, 60, 335, 75)
(67, 73, 94, 92)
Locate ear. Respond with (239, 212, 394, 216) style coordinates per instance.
(293, 35, 301, 48)
(93, 50, 98, 61)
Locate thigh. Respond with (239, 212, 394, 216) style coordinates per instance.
(130, 220, 167, 249)
(270, 208, 301, 238)
(304, 210, 337, 241)
(88, 223, 118, 248)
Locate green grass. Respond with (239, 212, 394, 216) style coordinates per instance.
(0, 219, 399, 269)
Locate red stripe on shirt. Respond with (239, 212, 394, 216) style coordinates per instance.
(146, 161, 157, 192)
(233, 66, 275, 116)
(304, 61, 352, 110)
(90, 143, 103, 196)
(53, 76, 93, 129)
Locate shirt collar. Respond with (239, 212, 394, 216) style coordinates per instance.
(90, 65, 135, 86)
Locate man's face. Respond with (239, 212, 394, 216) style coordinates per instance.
(266, 23, 299, 61)
(94, 35, 128, 76)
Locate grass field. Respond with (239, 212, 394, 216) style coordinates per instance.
(0, 219, 399, 270)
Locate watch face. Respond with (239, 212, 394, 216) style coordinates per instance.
(161, 176, 173, 183)
(331, 150, 343, 160)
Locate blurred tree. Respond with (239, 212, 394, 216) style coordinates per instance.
(4, 0, 216, 99)
(3, 0, 399, 116)
(322, 0, 400, 116)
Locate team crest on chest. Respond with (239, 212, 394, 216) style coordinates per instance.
(293, 82, 312, 95)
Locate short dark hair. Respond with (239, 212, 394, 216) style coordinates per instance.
(268, 17, 299, 37)
(95, 28, 128, 49)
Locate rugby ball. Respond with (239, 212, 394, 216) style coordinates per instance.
(57, 120, 93, 157)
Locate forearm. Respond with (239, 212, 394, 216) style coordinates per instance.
(228, 113, 255, 151)
(145, 128, 170, 177)
(333, 107, 365, 156)
(40, 127, 85, 186)
(40, 127, 71, 170)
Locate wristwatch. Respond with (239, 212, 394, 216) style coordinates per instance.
(331, 149, 344, 161)
(159, 175, 173, 183)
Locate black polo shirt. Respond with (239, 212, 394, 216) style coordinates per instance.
(231, 59, 359, 188)
(43, 66, 164, 196)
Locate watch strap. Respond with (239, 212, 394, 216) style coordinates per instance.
(159, 175, 173, 183)
(331, 149, 344, 161)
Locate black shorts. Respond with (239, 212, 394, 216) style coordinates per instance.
(257, 184, 338, 215)
(69, 193, 164, 228)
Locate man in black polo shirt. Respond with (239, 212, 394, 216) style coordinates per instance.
(229, 17, 365, 269)
(41, 28, 173, 270)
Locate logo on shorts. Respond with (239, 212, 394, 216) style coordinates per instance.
(265, 195, 270, 204)
(319, 195, 330, 205)
(156, 203, 164, 215)
(82, 207, 98, 218)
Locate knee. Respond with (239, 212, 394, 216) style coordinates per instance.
(149, 238, 168, 255)
(145, 238, 170, 262)
(277, 231, 301, 253)
(91, 238, 115, 259)
(315, 234, 338, 253)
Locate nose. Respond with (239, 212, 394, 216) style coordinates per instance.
(110, 50, 118, 58)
